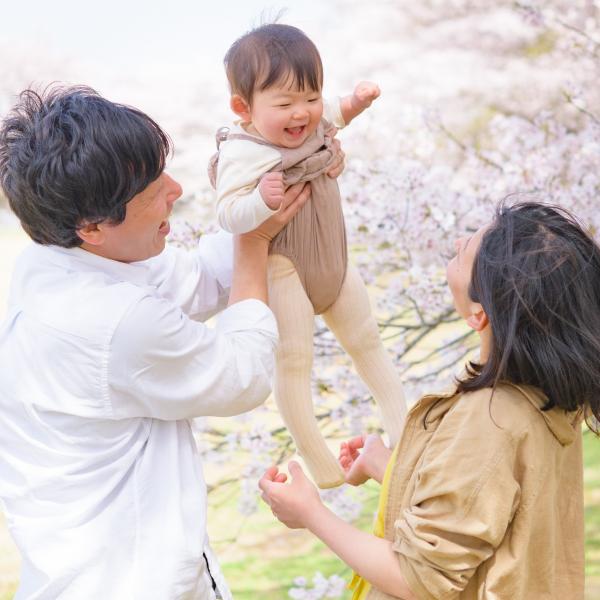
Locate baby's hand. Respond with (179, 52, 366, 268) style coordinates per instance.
(352, 81, 381, 110)
(259, 172, 285, 210)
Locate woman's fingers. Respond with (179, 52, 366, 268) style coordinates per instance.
(347, 435, 366, 450)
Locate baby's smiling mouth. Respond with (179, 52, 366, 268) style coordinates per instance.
(285, 125, 306, 137)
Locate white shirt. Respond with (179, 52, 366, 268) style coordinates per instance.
(0, 232, 278, 599)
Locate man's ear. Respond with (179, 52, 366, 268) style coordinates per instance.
(76, 221, 105, 246)
(230, 95, 252, 122)
(466, 305, 489, 332)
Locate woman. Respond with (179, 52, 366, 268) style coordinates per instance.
(259, 202, 599, 599)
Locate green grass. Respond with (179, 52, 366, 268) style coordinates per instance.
(584, 428, 600, 581)
(224, 543, 351, 599)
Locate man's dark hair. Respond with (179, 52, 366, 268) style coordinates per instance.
(457, 201, 600, 431)
(0, 85, 172, 247)
(224, 23, 323, 105)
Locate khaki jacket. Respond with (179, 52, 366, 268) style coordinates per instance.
(366, 383, 584, 600)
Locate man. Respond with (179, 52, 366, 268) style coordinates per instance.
(0, 86, 342, 599)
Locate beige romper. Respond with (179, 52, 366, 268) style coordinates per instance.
(209, 121, 406, 488)
(210, 120, 347, 314)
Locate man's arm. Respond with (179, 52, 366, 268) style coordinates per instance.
(108, 294, 278, 419)
(146, 230, 234, 321)
(108, 183, 311, 420)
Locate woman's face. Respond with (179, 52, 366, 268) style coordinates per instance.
(446, 225, 488, 320)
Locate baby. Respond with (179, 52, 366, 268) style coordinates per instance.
(208, 23, 406, 488)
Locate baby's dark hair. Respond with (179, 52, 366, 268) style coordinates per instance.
(457, 201, 600, 431)
(224, 23, 323, 105)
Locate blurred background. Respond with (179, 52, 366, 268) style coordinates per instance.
(1, 1, 599, 598)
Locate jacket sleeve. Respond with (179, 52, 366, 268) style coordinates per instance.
(392, 391, 521, 600)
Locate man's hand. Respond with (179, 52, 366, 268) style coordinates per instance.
(259, 172, 285, 209)
(259, 461, 324, 529)
(247, 181, 310, 242)
(339, 434, 392, 486)
(352, 81, 381, 111)
(327, 137, 345, 179)
(229, 182, 310, 306)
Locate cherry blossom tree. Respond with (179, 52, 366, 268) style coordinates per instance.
(170, 1, 600, 596)
(1, 1, 597, 596)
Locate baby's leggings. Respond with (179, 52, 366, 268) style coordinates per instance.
(267, 254, 407, 488)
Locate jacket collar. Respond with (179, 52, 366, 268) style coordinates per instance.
(503, 382, 579, 446)
(409, 381, 579, 446)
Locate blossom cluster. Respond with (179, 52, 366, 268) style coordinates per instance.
(288, 572, 348, 600)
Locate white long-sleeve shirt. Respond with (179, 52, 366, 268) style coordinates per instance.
(215, 99, 345, 234)
(0, 232, 278, 599)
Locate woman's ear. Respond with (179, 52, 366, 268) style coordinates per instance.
(230, 95, 252, 122)
(466, 306, 489, 332)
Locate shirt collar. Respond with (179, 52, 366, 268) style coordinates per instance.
(40, 244, 154, 288)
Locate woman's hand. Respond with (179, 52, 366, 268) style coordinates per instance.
(260, 459, 415, 599)
(259, 461, 325, 529)
(339, 434, 392, 486)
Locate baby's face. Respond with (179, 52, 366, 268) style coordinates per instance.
(247, 81, 323, 148)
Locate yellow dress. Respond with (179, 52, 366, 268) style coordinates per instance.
(348, 443, 400, 599)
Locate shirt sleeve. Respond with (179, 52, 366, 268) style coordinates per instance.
(323, 97, 346, 129)
(144, 230, 233, 321)
(215, 139, 281, 233)
(107, 297, 278, 420)
(392, 392, 521, 600)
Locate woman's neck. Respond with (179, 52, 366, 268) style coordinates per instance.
(478, 326, 492, 363)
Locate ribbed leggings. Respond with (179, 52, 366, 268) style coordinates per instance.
(268, 254, 407, 488)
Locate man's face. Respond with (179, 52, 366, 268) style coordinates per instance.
(81, 172, 182, 263)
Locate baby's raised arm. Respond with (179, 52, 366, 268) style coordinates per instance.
(338, 81, 380, 125)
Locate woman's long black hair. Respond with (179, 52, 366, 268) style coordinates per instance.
(457, 202, 600, 431)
